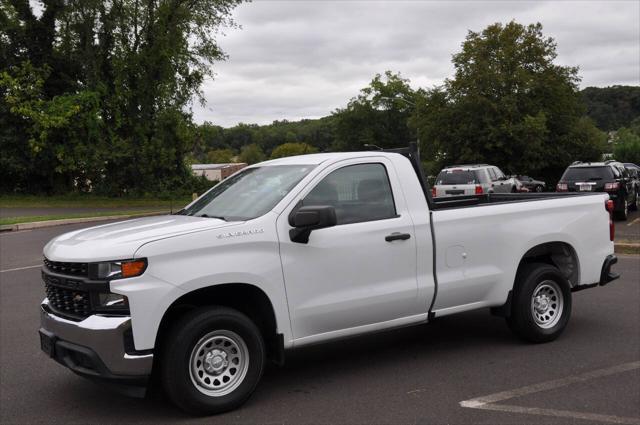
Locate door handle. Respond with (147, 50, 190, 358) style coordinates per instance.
(385, 232, 411, 242)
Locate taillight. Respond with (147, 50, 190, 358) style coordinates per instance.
(431, 187, 437, 198)
(606, 199, 614, 213)
(604, 182, 619, 191)
(606, 199, 615, 241)
(556, 183, 568, 192)
(475, 185, 483, 195)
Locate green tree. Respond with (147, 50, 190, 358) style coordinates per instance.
(238, 143, 265, 164)
(270, 142, 318, 159)
(420, 21, 606, 182)
(206, 148, 237, 163)
(332, 71, 416, 152)
(0, 0, 243, 194)
(0, 61, 103, 192)
(581, 86, 640, 131)
(613, 127, 640, 164)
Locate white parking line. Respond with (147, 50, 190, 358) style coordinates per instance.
(460, 361, 640, 424)
(472, 403, 640, 425)
(0, 264, 41, 273)
(627, 218, 640, 226)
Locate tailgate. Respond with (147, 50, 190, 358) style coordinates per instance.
(435, 184, 477, 197)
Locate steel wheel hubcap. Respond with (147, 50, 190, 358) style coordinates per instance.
(531, 280, 564, 329)
(189, 330, 249, 397)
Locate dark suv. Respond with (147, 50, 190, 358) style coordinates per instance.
(556, 160, 638, 220)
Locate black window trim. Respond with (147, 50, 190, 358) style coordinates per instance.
(299, 161, 401, 227)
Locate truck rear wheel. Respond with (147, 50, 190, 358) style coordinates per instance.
(507, 263, 572, 343)
(160, 306, 265, 415)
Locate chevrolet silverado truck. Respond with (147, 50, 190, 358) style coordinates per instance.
(39, 145, 619, 415)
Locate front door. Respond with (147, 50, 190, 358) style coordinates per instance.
(276, 159, 422, 341)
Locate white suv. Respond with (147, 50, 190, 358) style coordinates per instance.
(433, 164, 520, 197)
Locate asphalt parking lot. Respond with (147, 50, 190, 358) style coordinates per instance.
(618, 208, 640, 242)
(0, 222, 638, 424)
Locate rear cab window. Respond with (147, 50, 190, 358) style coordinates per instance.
(562, 167, 614, 181)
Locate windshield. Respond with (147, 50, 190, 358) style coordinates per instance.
(179, 165, 314, 220)
(562, 167, 613, 181)
(436, 170, 480, 185)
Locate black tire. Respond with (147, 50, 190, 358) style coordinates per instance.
(160, 306, 265, 415)
(507, 263, 572, 343)
(535, 185, 544, 193)
(629, 191, 638, 211)
(615, 198, 628, 220)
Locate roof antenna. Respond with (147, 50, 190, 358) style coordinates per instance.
(364, 144, 383, 151)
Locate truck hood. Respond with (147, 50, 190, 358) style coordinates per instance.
(43, 215, 238, 262)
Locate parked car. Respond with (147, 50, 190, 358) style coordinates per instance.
(623, 162, 640, 172)
(515, 175, 546, 192)
(623, 163, 640, 195)
(40, 146, 619, 415)
(556, 160, 638, 220)
(433, 164, 519, 197)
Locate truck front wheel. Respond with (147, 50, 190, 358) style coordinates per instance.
(160, 306, 265, 415)
(507, 263, 572, 343)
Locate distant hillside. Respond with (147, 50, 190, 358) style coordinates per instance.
(581, 85, 640, 131)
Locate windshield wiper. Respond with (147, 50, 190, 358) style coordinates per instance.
(197, 214, 227, 221)
(588, 177, 603, 181)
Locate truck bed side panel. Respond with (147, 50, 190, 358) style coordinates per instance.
(430, 193, 613, 316)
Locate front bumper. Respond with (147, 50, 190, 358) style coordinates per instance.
(39, 300, 153, 389)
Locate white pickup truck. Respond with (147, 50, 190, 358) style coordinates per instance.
(39, 145, 619, 415)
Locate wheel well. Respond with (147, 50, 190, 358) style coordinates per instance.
(155, 283, 283, 364)
(518, 242, 580, 287)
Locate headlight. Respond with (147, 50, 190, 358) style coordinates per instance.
(94, 259, 147, 280)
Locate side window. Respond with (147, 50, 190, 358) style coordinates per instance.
(494, 167, 506, 180)
(487, 168, 497, 181)
(619, 167, 628, 178)
(303, 163, 397, 225)
(611, 166, 621, 178)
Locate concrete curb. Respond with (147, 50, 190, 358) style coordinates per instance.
(0, 211, 167, 232)
(615, 242, 640, 255)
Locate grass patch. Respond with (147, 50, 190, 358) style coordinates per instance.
(0, 210, 166, 226)
(0, 194, 192, 209)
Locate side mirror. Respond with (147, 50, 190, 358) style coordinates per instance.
(288, 205, 337, 243)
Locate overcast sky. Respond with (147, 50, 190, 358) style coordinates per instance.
(197, 1, 640, 127)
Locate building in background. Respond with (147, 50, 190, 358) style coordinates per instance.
(191, 163, 247, 181)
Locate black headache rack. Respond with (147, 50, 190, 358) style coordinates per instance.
(382, 142, 435, 209)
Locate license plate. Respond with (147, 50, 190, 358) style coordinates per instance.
(446, 190, 464, 195)
(579, 185, 592, 191)
(39, 330, 56, 358)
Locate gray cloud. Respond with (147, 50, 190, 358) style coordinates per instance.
(194, 0, 640, 127)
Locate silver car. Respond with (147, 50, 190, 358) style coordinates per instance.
(433, 164, 520, 197)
